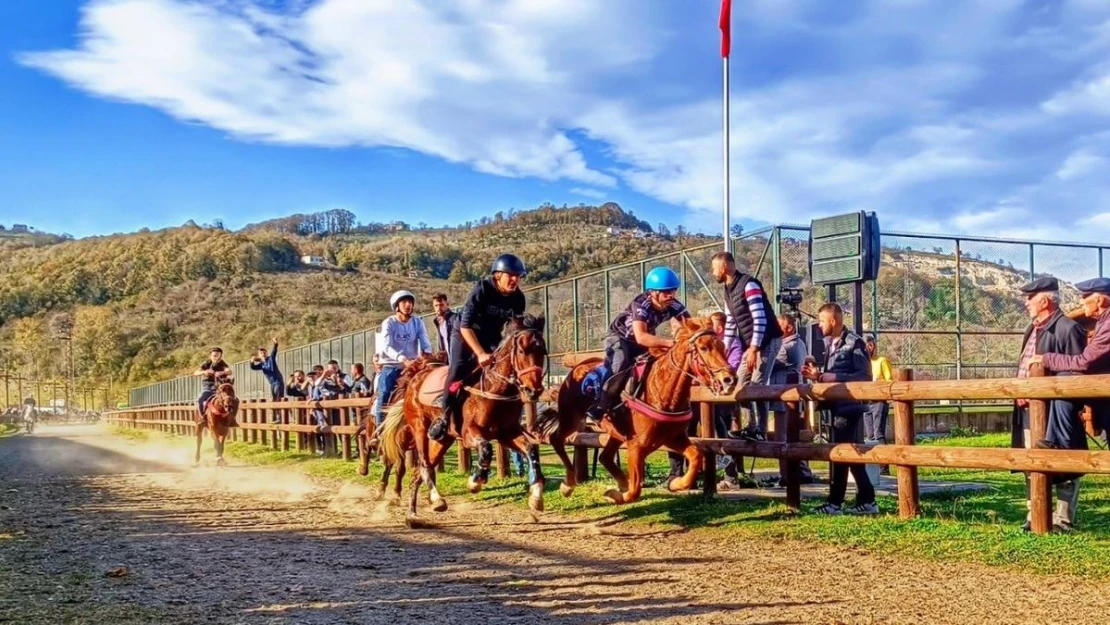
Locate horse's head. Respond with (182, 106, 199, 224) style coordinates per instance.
(674, 317, 737, 396)
(212, 383, 239, 420)
(493, 314, 548, 401)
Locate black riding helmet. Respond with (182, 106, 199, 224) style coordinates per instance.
(490, 253, 527, 276)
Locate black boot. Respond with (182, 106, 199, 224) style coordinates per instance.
(428, 415, 449, 441)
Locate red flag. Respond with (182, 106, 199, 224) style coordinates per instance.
(719, 0, 732, 58)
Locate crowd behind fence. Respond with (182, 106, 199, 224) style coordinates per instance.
(128, 225, 1110, 407)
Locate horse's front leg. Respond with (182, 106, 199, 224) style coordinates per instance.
(667, 431, 703, 492)
(508, 436, 545, 514)
(605, 441, 650, 505)
(467, 431, 494, 494)
(425, 441, 450, 512)
(215, 432, 227, 467)
(193, 422, 206, 467)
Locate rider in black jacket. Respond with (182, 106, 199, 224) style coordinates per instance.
(428, 254, 527, 441)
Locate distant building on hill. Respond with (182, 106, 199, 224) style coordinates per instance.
(11, 224, 29, 233)
(385, 221, 409, 232)
(300, 255, 327, 267)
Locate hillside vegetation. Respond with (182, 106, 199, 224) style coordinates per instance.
(0, 203, 689, 399)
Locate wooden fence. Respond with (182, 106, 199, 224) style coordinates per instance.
(107, 364, 1110, 535)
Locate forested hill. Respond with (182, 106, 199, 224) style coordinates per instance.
(0, 203, 696, 396)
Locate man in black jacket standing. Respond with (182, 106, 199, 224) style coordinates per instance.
(802, 303, 877, 515)
(1012, 276, 1086, 531)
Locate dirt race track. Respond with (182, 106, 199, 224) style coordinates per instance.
(0, 426, 1105, 625)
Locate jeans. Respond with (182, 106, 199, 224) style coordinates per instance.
(864, 402, 889, 440)
(196, 389, 216, 420)
(739, 337, 783, 433)
(373, 366, 403, 426)
(827, 409, 875, 507)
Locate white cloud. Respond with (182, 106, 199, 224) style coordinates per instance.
(19, 0, 1110, 240)
(570, 187, 607, 200)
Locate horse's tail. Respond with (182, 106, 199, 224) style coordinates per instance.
(378, 402, 407, 467)
(535, 405, 562, 440)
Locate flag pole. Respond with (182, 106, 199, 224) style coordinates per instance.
(722, 53, 730, 252)
(720, 0, 732, 252)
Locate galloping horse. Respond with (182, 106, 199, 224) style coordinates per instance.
(356, 358, 444, 500)
(194, 383, 239, 467)
(377, 314, 547, 524)
(537, 316, 736, 504)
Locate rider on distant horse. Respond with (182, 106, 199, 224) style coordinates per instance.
(584, 266, 691, 426)
(428, 253, 527, 442)
(193, 347, 235, 424)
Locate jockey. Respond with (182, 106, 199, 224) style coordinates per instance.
(372, 290, 433, 427)
(428, 253, 527, 442)
(584, 266, 691, 426)
(193, 347, 234, 422)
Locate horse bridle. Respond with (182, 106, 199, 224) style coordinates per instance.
(475, 327, 546, 401)
(666, 327, 733, 396)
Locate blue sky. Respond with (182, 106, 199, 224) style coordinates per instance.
(5, 1, 1110, 242)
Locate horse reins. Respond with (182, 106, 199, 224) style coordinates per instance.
(666, 328, 733, 396)
(458, 328, 546, 402)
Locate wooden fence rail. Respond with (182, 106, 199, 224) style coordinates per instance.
(107, 366, 1110, 535)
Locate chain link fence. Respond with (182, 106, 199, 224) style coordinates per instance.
(129, 226, 1109, 406)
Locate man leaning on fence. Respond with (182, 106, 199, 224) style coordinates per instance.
(1012, 276, 1086, 532)
(802, 302, 878, 515)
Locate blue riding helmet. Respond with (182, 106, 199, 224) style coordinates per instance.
(644, 266, 681, 291)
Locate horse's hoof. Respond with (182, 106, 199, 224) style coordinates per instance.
(431, 498, 448, 513)
(357, 465, 369, 477)
(467, 476, 484, 494)
(559, 482, 575, 498)
(191, 462, 200, 469)
(603, 489, 625, 505)
(529, 483, 544, 513)
(216, 458, 226, 468)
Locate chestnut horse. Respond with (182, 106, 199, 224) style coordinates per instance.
(356, 358, 444, 500)
(194, 383, 239, 467)
(537, 316, 736, 504)
(378, 315, 547, 524)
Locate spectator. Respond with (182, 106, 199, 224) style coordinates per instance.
(250, 337, 284, 424)
(864, 335, 892, 443)
(285, 370, 309, 399)
(769, 313, 815, 485)
(432, 292, 460, 358)
(710, 252, 783, 441)
(803, 303, 877, 515)
(348, 363, 374, 395)
(1022, 277, 1091, 532)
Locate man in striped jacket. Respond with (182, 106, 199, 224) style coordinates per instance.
(710, 251, 784, 439)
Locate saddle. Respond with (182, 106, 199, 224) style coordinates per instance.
(417, 366, 450, 408)
(582, 356, 653, 405)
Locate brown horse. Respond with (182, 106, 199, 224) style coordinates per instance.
(356, 358, 443, 500)
(194, 383, 239, 467)
(537, 316, 736, 504)
(378, 314, 547, 524)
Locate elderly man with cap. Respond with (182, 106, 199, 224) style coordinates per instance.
(1013, 276, 1086, 532)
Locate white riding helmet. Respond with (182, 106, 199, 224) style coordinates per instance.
(390, 290, 416, 311)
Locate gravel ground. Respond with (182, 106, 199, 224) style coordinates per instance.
(0, 425, 1104, 625)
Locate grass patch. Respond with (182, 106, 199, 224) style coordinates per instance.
(0, 424, 19, 438)
(126, 428, 1110, 578)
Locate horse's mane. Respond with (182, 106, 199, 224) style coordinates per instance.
(647, 316, 710, 359)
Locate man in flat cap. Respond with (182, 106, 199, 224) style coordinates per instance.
(1035, 276, 1110, 439)
(1014, 276, 1086, 532)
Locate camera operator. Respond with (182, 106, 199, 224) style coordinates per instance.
(802, 302, 877, 515)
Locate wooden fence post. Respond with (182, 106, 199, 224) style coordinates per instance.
(700, 402, 717, 498)
(894, 368, 920, 518)
(495, 442, 510, 479)
(458, 443, 472, 474)
(784, 376, 802, 511)
(1028, 363, 1053, 535)
(573, 443, 589, 483)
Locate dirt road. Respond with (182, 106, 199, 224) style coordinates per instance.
(0, 426, 1104, 624)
